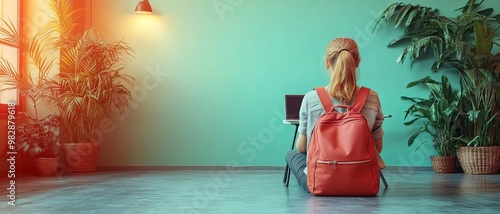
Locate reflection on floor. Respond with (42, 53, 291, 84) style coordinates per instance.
(0, 170, 499, 214)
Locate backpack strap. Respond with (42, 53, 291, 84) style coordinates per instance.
(315, 87, 333, 112)
(352, 87, 370, 113)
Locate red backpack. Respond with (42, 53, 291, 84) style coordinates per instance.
(307, 87, 380, 196)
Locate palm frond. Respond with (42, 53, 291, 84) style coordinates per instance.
(372, 3, 401, 33)
(388, 31, 420, 46)
(394, 4, 412, 28)
(406, 76, 441, 88)
(0, 19, 20, 47)
(397, 36, 443, 64)
(477, 8, 494, 16)
(46, 0, 79, 39)
(372, 3, 437, 33)
(456, 0, 484, 13)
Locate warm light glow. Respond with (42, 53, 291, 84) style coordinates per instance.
(129, 14, 165, 38)
(0, 0, 19, 104)
(135, 0, 153, 15)
(126, 13, 170, 52)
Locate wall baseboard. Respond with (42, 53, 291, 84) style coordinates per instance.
(96, 165, 435, 172)
(383, 166, 434, 172)
(96, 166, 286, 171)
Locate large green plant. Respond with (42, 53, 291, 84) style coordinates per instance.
(372, 0, 498, 72)
(0, 0, 134, 146)
(402, 75, 461, 156)
(372, 0, 500, 147)
(459, 21, 500, 147)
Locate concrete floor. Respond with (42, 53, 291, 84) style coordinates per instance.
(0, 169, 499, 214)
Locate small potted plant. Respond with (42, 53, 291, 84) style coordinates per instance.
(402, 75, 461, 173)
(16, 113, 61, 176)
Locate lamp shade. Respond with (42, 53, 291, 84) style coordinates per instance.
(135, 0, 153, 14)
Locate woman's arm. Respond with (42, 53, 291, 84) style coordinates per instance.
(296, 134, 307, 154)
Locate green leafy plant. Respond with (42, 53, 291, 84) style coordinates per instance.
(402, 75, 461, 156)
(16, 113, 61, 158)
(458, 20, 500, 147)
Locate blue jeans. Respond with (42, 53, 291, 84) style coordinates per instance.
(285, 150, 310, 193)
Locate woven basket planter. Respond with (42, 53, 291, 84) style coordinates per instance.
(430, 156, 456, 173)
(457, 146, 500, 174)
(33, 157, 59, 176)
(63, 143, 100, 172)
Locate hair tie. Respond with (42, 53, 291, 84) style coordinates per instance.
(327, 48, 350, 63)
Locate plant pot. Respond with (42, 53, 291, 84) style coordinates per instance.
(430, 156, 456, 173)
(62, 143, 100, 172)
(33, 157, 59, 176)
(457, 146, 500, 174)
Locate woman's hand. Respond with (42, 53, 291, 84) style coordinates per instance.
(296, 134, 307, 154)
(374, 137, 382, 153)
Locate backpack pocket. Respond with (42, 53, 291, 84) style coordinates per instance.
(312, 159, 378, 196)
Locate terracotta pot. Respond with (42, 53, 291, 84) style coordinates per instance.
(430, 156, 456, 173)
(457, 146, 500, 174)
(33, 157, 59, 176)
(62, 143, 100, 172)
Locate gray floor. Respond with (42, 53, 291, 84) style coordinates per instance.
(1, 169, 499, 214)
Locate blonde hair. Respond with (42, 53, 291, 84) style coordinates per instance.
(325, 38, 360, 103)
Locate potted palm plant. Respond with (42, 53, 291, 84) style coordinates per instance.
(373, 0, 500, 174)
(33, 1, 134, 173)
(402, 75, 461, 173)
(50, 27, 133, 172)
(46, 1, 133, 173)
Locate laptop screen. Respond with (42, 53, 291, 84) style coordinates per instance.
(285, 95, 304, 120)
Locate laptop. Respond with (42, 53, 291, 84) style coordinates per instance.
(284, 95, 304, 121)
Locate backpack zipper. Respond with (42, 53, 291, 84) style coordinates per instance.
(317, 159, 372, 169)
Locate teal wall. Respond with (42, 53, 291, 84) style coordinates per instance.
(92, 0, 499, 167)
